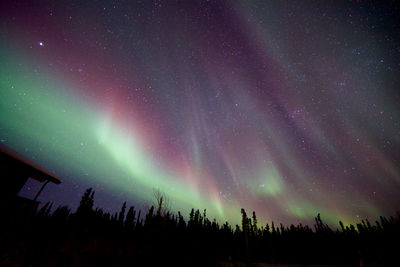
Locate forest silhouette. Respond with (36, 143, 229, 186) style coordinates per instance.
(1, 187, 399, 266)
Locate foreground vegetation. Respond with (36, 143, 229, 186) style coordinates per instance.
(1, 188, 398, 266)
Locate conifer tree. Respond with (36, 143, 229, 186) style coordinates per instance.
(252, 211, 258, 236)
(77, 188, 94, 214)
(241, 208, 249, 260)
(125, 206, 136, 230)
(135, 210, 142, 227)
(37, 201, 53, 217)
(118, 201, 126, 226)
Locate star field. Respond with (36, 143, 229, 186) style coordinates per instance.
(0, 0, 399, 226)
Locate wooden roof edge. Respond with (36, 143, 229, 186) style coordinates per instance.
(0, 144, 62, 184)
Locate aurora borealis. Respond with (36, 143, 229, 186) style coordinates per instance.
(1, 1, 399, 226)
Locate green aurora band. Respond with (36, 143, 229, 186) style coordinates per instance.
(0, 44, 387, 225)
(0, 46, 232, 222)
(1, 0, 399, 227)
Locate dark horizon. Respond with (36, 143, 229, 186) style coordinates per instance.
(1, 187, 399, 266)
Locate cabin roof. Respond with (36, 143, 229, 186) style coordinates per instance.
(0, 145, 61, 184)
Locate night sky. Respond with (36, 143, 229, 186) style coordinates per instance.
(1, 0, 399, 226)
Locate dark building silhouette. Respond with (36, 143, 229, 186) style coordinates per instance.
(0, 144, 61, 216)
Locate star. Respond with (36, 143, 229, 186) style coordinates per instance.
(1, 0, 398, 226)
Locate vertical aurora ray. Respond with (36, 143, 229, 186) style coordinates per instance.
(1, 0, 399, 226)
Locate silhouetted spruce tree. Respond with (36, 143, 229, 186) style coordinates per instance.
(247, 217, 253, 236)
(280, 223, 285, 234)
(145, 206, 154, 226)
(241, 208, 249, 260)
(252, 211, 258, 236)
(339, 220, 345, 232)
(125, 206, 136, 230)
(77, 188, 94, 215)
(265, 223, 270, 234)
(222, 221, 230, 233)
(118, 201, 126, 226)
(177, 211, 186, 230)
(234, 224, 241, 242)
(136, 210, 141, 227)
(194, 209, 201, 226)
(271, 221, 276, 234)
(189, 208, 195, 228)
(37, 201, 53, 217)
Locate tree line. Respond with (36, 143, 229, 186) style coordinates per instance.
(0, 187, 398, 266)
